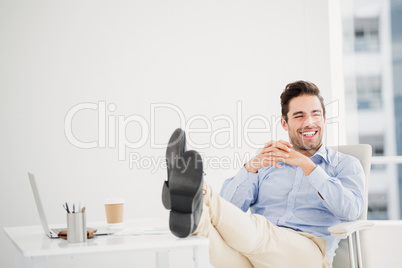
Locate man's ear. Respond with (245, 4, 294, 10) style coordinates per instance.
(281, 116, 288, 131)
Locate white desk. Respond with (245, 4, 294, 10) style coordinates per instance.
(4, 219, 210, 268)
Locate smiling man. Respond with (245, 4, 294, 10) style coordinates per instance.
(163, 81, 365, 268)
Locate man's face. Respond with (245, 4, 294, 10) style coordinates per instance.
(281, 95, 325, 155)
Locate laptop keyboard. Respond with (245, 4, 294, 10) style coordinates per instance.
(52, 228, 66, 234)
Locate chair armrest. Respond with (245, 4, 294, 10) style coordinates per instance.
(328, 220, 375, 238)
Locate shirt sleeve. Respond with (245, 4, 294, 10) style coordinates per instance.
(307, 156, 365, 221)
(220, 166, 260, 212)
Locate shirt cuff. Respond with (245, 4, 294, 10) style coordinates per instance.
(306, 165, 329, 191)
(221, 166, 259, 200)
(237, 166, 259, 184)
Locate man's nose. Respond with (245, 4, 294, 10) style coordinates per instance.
(303, 115, 314, 127)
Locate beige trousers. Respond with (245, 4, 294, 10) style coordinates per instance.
(193, 185, 332, 268)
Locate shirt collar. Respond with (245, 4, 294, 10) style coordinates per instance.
(310, 144, 331, 165)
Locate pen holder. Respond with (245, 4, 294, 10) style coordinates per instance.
(67, 213, 87, 243)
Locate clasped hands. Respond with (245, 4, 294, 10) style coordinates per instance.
(245, 140, 316, 175)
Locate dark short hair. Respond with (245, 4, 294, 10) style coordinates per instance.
(280, 80, 326, 122)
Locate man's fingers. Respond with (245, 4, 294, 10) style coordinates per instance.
(262, 156, 286, 168)
(278, 140, 292, 148)
(275, 141, 292, 152)
(264, 140, 275, 148)
(261, 148, 290, 158)
(263, 140, 292, 152)
(259, 140, 291, 169)
(263, 156, 286, 162)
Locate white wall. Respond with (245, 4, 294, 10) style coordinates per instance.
(368, 221, 402, 268)
(0, 0, 342, 267)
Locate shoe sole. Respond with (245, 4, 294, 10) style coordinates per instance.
(163, 128, 186, 210)
(169, 150, 203, 238)
(166, 128, 186, 170)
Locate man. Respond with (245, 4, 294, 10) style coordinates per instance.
(162, 80, 365, 268)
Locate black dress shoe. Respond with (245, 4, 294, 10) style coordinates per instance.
(162, 128, 186, 210)
(162, 128, 203, 238)
(168, 150, 203, 238)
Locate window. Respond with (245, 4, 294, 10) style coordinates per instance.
(342, 1, 402, 220)
(368, 191, 388, 220)
(354, 17, 380, 52)
(356, 76, 382, 110)
(359, 134, 384, 156)
(360, 134, 386, 170)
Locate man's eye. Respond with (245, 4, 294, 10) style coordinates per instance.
(295, 116, 302, 118)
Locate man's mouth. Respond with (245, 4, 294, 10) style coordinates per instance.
(300, 130, 318, 138)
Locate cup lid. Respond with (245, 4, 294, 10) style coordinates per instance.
(104, 198, 125, 205)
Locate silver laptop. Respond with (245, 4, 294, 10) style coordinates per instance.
(28, 172, 117, 238)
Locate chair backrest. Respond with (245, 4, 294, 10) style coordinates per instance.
(329, 144, 372, 268)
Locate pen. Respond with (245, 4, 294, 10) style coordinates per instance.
(65, 202, 70, 213)
(64, 202, 86, 213)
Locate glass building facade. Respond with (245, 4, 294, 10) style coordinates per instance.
(342, 0, 402, 220)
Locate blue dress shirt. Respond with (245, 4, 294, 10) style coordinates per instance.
(220, 145, 365, 261)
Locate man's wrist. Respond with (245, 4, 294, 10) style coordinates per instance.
(244, 162, 259, 173)
(300, 159, 317, 175)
